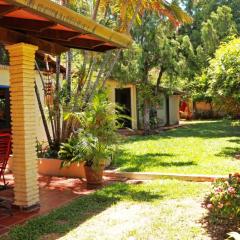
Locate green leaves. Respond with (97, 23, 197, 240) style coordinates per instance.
(59, 92, 121, 169)
(208, 38, 240, 101)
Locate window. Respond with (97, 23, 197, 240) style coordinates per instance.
(0, 87, 10, 131)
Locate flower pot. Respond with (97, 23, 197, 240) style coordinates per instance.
(84, 165, 104, 185)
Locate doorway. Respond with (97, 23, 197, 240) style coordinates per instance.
(115, 88, 132, 128)
(0, 86, 11, 133)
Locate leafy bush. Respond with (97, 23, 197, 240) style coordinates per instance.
(59, 92, 121, 170)
(36, 140, 58, 159)
(208, 38, 240, 102)
(59, 131, 114, 170)
(206, 173, 240, 219)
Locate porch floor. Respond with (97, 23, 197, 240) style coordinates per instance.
(0, 173, 125, 236)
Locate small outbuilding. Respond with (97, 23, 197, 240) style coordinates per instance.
(106, 80, 181, 130)
(138, 88, 181, 129)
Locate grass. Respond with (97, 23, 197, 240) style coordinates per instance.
(1, 180, 213, 240)
(2, 120, 239, 239)
(114, 120, 240, 175)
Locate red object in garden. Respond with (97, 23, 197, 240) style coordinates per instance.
(180, 100, 192, 120)
(0, 133, 11, 186)
(180, 101, 187, 112)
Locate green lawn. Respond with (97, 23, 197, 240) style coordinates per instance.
(114, 120, 240, 175)
(2, 180, 214, 240)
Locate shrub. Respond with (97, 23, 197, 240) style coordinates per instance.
(206, 173, 240, 220)
(59, 92, 121, 170)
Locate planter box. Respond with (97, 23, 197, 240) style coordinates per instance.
(8, 157, 86, 178)
(39, 158, 86, 178)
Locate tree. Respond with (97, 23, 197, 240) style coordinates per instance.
(208, 38, 240, 102)
(181, 0, 240, 46)
(63, 1, 191, 135)
(37, 0, 191, 145)
(113, 13, 193, 133)
(178, 4, 238, 105)
(201, 6, 237, 57)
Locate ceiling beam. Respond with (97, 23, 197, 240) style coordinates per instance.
(32, 29, 81, 41)
(0, 26, 68, 55)
(53, 38, 104, 49)
(53, 40, 116, 52)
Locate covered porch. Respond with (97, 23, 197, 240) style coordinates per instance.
(0, 0, 132, 210)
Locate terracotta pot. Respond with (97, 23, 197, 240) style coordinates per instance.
(84, 165, 104, 185)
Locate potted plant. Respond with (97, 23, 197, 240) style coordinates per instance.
(59, 92, 121, 184)
(37, 140, 86, 178)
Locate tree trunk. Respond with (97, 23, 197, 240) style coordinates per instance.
(35, 61, 56, 146)
(66, 49, 72, 104)
(55, 55, 61, 148)
(92, 0, 101, 20)
(127, 0, 142, 33)
(142, 63, 150, 135)
(155, 67, 164, 95)
(94, 0, 143, 90)
(34, 82, 53, 147)
(143, 99, 150, 135)
(87, 51, 112, 103)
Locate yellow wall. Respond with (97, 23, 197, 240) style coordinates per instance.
(0, 66, 49, 142)
(195, 101, 212, 112)
(106, 80, 137, 129)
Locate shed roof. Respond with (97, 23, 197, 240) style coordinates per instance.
(0, 0, 133, 54)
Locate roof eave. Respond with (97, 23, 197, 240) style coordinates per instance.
(4, 0, 133, 49)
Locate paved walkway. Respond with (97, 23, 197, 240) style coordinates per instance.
(0, 174, 125, 236)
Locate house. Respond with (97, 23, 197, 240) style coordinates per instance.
(107, 80, 181, 130)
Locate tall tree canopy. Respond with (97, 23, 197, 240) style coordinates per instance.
(208, 38, 240, 102)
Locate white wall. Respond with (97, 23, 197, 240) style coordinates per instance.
(169, 95, 180, 125)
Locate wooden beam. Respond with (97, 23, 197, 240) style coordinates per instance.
(0, 26, 68, 55)
(32, 29, 81, 41)
(53, 38, 103, 49)
(53, 40, 116, 52)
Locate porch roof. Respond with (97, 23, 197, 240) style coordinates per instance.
(0, 0, 133, 55)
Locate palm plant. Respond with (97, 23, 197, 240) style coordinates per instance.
(59, 92, 121, 170)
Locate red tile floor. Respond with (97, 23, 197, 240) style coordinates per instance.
(0, 173, 125, 236)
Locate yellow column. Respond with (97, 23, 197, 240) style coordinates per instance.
(6, 43, 39, 209)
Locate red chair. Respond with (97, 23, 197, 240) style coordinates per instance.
(0, 133, 11, 187)
(0, 133, 12, 215)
